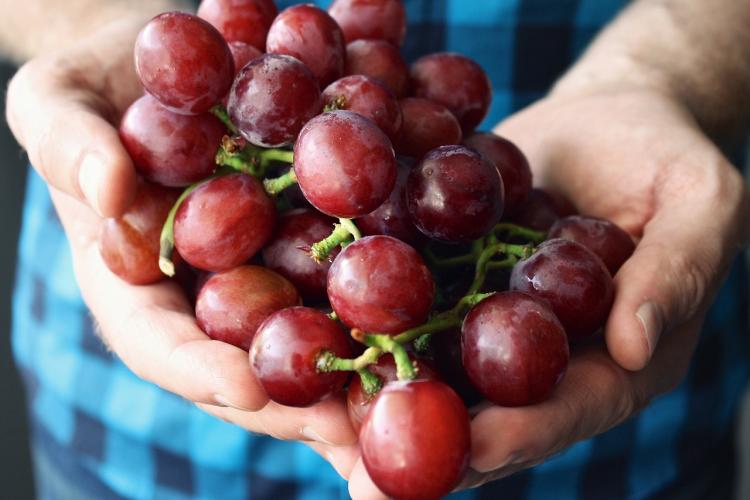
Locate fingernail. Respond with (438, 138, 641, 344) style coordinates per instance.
(78, 153, 105, 216)
(214, 393, 253, 412)
(636, 301, 663, 358)
(301, 426, 334, 445)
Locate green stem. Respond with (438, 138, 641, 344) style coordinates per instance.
(309, 218, 361, 261)
(215, 145, 262, 177)
(260, 148, 294, 166)
(393, 313, 462, 345)
(210, 104, 239, 135)
(494, 222, 547, 243)
(356, 368, 383, 396)
(317, 346, 381, 372)
(467, 242, 531, 295)
(263, 168, 297, 196)
(159, 181, 206, 277)
(339, 218, 361, 241)
(425, 238, 485, 267)
(362, 334, 416, 380)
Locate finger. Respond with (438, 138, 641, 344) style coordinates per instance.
(348, 458, 389, 500)
(196, 396, 358, 447)
(471, 316, 702, 474)
(305, 442, 360, 479)
(7, 63, 137, 217)
(51, 190, 268, 412)
(604, 155, 750, 370)
(470, 345, 639, 473)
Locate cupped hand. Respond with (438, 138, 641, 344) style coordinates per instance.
(6, 18, 357, 452)
(345, 87, 750, 497)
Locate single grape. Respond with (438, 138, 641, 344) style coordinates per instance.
(396, 97, 462, 159)
(345, 39, 408, 97)
(328, 0, 407, 47)
(407, 145, 504, 242)
(356, 160, 425, 246)
(294, 110, 396, 218)
(463, 132, 532, 216)
(510, 238, 614, 340)
(360, 379, 470, 500)
(327, 235, 434, 334)
(119, 95, 224, 187)
(262, 209, 338, 301)
(322, 75, 403, 143)
(428, 329, 483, 407)
(266, 4, 345, 87)
(347, 354, 438, 432)
(250, 307, 351, 407)
(548, 216, 635, 275)
(197, 0, 277, 51)
(228, 54, 322, 147)
(461, 291, 569, 406)
(228, 41, 263, 75)
(99, 179, 180, 285)
(174, 173, 276, 272)
(547, 189, 577, 217)
(196, 266, 300, 350)
(410, 52, 492, 133)
(509, 188, 575, 231)
(135, 12, 234, 114)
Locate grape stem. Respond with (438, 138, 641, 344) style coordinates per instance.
(263, 168, 297, 196)
(360, 333, 417, 380)
(215, 136, 294, 179)
(158, 175, 220, 277)
(210, 104, 239, 135)
(494, 222, 547, 243)
(467, 243, 531, 295)
(309, 218, 361, 262)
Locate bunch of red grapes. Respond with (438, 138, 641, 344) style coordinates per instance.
(101, 1, 636, 498)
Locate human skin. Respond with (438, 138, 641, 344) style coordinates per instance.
(3, 0, 750, 497)
(2, 1, 357, 475)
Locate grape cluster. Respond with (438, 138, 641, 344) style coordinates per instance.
(99, 2, 636, 498)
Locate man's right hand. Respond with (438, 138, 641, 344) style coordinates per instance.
(6, 16, 358, 462)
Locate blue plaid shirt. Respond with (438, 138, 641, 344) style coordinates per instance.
(12, 1, 750, 499)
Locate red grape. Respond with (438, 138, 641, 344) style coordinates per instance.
(549, 216, 635, 275)
(410, 52, 491, 133)
(250, 307, 351, 407)
(510, 238, 614, 340)
(509, 187, 574, 231)
(262, 209, 337, 301)
(360, 380, 470, 500)
(407, 145, 504, 242)
(345, 39, 408, 97)
(228, 54, 322, 147)
(347, 354, 438, 432)
(327, 235, 434, 334)
(396, 97, 462, 159)
(294, 110, 396, 218)
(119, 95, 224, 187)
(463, 132, 532, 216)
(197, 0, 277, 51)
(266, 4, 345, 87)
(174, 173, 276, 272)
(322, 75, 403, 143)
(356, 160, 425, 246)
(135, 12, 234, 114)
(328, 0, 407, 47)
(228, 41, 263, 75)
(196, 266, 300, 350)
(99, 179, 180, 285)
(461, 292, 569, 406)
(428, 329, 483, 406)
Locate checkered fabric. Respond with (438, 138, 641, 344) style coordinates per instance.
(12, 1, 750, 499)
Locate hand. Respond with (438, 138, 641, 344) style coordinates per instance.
(344, 87, 750, 497)
(6, 19, 357, 455)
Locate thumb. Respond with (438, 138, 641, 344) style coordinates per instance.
(605, 160, 750, 371)
(6, 60, 137, 217)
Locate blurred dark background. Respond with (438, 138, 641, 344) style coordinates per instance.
(0, 60, 33, 498)
(0, 60, 749, 500)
